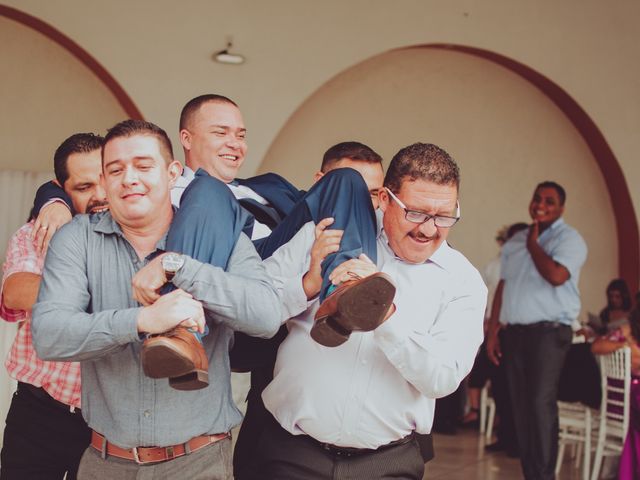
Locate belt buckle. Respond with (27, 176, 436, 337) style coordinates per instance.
(132, 447, 142, 465)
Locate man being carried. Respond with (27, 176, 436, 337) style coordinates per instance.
(32, 120, 280, 479)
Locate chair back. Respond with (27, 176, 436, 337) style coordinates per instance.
(599, 346, 631, 443)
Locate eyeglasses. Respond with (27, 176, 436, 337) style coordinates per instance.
(385, 188, 460, 227)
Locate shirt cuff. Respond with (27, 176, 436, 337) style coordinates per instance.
(280, 273, 309, 322)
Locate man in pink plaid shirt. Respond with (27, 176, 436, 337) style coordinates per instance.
(0, 133, 108, 480)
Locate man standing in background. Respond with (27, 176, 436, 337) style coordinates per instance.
(487, 181, 587, 480)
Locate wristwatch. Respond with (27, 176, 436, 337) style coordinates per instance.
(162, 252, 185, 283)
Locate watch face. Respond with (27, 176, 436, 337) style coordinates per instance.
(163, 253, 184, 272)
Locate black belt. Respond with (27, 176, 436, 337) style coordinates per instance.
(310, 432, 415, 458)
(18, 382, 81, 414)
(506, 321, 570, 330)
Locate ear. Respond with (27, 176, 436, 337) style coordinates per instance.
(312, 171, 324, 184)
(167, 160, 183, 188)
(378, 188, 390, 213)
(179, 129, 192, 151)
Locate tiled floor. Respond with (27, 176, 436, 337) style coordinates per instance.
(425, 428, 601, 480)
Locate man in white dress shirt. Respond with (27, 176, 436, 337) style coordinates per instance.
(259, 142, 487, 479)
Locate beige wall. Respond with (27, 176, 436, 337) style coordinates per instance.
(262, 47, 615, 315)
(0, 16, 128, 173)
(1, 0, 638, 302)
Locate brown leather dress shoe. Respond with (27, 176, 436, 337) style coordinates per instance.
(311, 272, 396, 347)
(141, 327, 209, 390)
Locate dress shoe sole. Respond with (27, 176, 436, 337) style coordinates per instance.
(169, 370, 209, 391)
(141, 339, 196, 379)
(311, 274, 396, 347)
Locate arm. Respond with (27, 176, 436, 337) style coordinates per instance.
(486, 280, 504, 365)
(31, 220, 141, 361)
(31, 181, 73, 254)
(32, 181, 72, 218)
(527, 222, 569, 286)
(172, 233, 281, 338)
(591, 336, 625, 356)
(374, 272, 487, 399)
(1, 223, 43, 322)
(262, 222, 319, 323)
(2, 273, 41, 311)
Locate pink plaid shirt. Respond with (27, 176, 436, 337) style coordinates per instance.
(1, 221, 81, 408)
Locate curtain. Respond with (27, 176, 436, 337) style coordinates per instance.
(0, 170, 52, 448)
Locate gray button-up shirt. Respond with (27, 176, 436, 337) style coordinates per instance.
(32, 212, 280, 448)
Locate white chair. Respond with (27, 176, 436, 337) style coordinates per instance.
(590, 346, 631, 480)
(555, 400, 595, 480)
(479, 382, 496, 440)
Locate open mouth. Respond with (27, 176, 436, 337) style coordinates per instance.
(90, 206, 109, 214)
(408, 233, 433, 244)
(220, 154, 239, 161)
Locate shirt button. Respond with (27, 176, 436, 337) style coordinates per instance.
(144, 410, 151, 418)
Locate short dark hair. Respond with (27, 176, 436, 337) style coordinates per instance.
(54, 133, 104, 187)
(321, 141, 383, 172)
(384, 143, 460, 193)
(179, 94, 239, 131)
(103, 119, 173, 164)
(606, 278, 632, 311)
(535, 181, 566, 205)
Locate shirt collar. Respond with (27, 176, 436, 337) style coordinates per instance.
(539, 217, 565, 239)
(93, 211, 169, 251)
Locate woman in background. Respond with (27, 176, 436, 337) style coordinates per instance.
(597, 278, 632, 334)
(592, 305, 640, 479)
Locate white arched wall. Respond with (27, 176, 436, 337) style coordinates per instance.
(260, 47, 616, 317)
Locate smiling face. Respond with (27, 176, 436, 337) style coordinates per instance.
(180, 101, 247, 183)
(102, 134, 181, 229)
(529, 186, 564, 228)
(379, 178, 458, 263)
(63, 149, 108, 214)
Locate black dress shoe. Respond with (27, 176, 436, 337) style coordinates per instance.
(485, 441, 505, 452)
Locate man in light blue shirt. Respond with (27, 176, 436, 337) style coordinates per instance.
(487, 181, 587, 480)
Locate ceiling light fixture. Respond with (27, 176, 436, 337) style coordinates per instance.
(213, 41, 245, 65)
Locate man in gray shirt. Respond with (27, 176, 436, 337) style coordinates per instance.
(32, 120, 281, 479)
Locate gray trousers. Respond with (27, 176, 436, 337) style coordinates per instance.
(77, 438, 233, 480)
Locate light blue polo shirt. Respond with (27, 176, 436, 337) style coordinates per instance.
(500, 218, 587, 326)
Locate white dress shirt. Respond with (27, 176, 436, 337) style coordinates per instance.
(171, 166, 271, 240)
(262, 217, 487, 449)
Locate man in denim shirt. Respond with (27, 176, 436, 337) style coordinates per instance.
(487, 181, 588, 480)
(32, 120, 280, 479)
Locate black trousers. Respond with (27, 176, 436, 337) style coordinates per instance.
(502, 322, 572, 480)
(0, 382, 91, 480)
(256, 416, 424, 480)
(491, 330, 519, 451)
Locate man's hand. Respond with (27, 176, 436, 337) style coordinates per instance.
(486, 325, 502, 366)
(328, 254, 377, 285)
(136, 289, 205, 334)
(302, 218, 343, 299)
(132, 254, 168, 306)
(32, 202, 72, 254)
